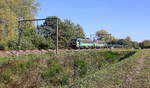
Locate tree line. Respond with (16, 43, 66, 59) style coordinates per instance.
(96, 30, 150, 49)
(0, 0, 149, 50)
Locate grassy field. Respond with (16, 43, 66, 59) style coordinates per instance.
(66, 49, 150, 88)
(0, 49, 149, 88)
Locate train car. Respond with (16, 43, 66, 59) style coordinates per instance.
(95, 40, 107, 48)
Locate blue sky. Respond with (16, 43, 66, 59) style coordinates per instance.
(37, 0, 150, 42)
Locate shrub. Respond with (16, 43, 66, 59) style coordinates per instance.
(74, 59, 88, 77)
(26, 58, 34, 68)
(42, 64, 63, 79)
(60, 75, 69, 85)
(140, 40, 150, 49)
(1, 71, 13, 83)
(31, 35, 55, 50)
(0, 83, 6, 88)
(7, 40, 18, 50)
(100, 51, 119, 63)
(0, 42, 6, 50)
(41, 64, 65, 86)
(96, 58, 108, 69)
(21, 38, 36, 50)
(19, 62, 27, 72)
(17, 58, 34, 74)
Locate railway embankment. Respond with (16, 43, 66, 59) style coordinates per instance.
(0, 49, 144, 88)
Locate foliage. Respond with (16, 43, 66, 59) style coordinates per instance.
(0, 0, 38, 43)
(95, 30, 139, 49)
(69, 50, 150, 88)
(125, 36, 132, 41)
(74, 59, 88, 77)
(100, 51, 120, 63)
(0, 5, 17, 42)
(140, 40, 150, 48)
(1, 71, 13, 83)
(96, 29, 108, 36)
(0, 50, 137, 87)
(20, 37, 36, 50)
(16, 57, 34, 74)
(7, 39, 18, 50)
(110, 38, 139, 48)
(42, 64, 63, 79)
(117, 39, 127, 45)
(41, 64, 67, 86)
(31, 35, 55, 50)
(132, 41, 139, 49)
(96, 29, 115, 42)
(0, 42, 6, 50)
(38, 17, 85, 49)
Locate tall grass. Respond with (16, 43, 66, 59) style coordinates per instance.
(0, 50, 136, 88)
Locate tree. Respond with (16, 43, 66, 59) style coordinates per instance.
(125, 36, 132, 41)
(39, 17, 85, 49)
(117, 39, 128, 45)
(0, 1, 17, 42)
(59, 20, 85, 48)
(96, 29, 115, 42)
(140, 40, 150, 48)
(132, 41, 139, 48)
(96, 29, 108, 37)
(38, 16, 60, 39)
(0, 0, 39, 50)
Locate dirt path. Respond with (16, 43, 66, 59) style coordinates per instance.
(125, 50, 147, 87)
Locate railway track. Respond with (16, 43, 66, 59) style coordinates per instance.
(0, 49, 105, 57)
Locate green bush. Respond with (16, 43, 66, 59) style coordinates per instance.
(100, 51, 120, 63)
(18, 62, 27, 73)
(7, 40, 18, 50)
(26, 58, 34, 68)
(20, 37, 36, 50)
(41, 64, 66, 86)
(31, 35, 55, 50)
(96, 58, 108, 69)
(0, 83, 6, 88)
(17, 58, 34, 73)
(0, 42, 6, 50)
(74, 59, 88, 77)
(140, 40, 150, 49)
(60, 75, 69, 85)
(1, 71, 13, 83)
(42, 64, 63, 79)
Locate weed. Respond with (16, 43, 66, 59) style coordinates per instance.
(1, 71, 13, 83)
(41, 64, 64, 85)
(74, 59, 88, 77)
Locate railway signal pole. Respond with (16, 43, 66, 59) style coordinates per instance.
(56, 17, 59, 54)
